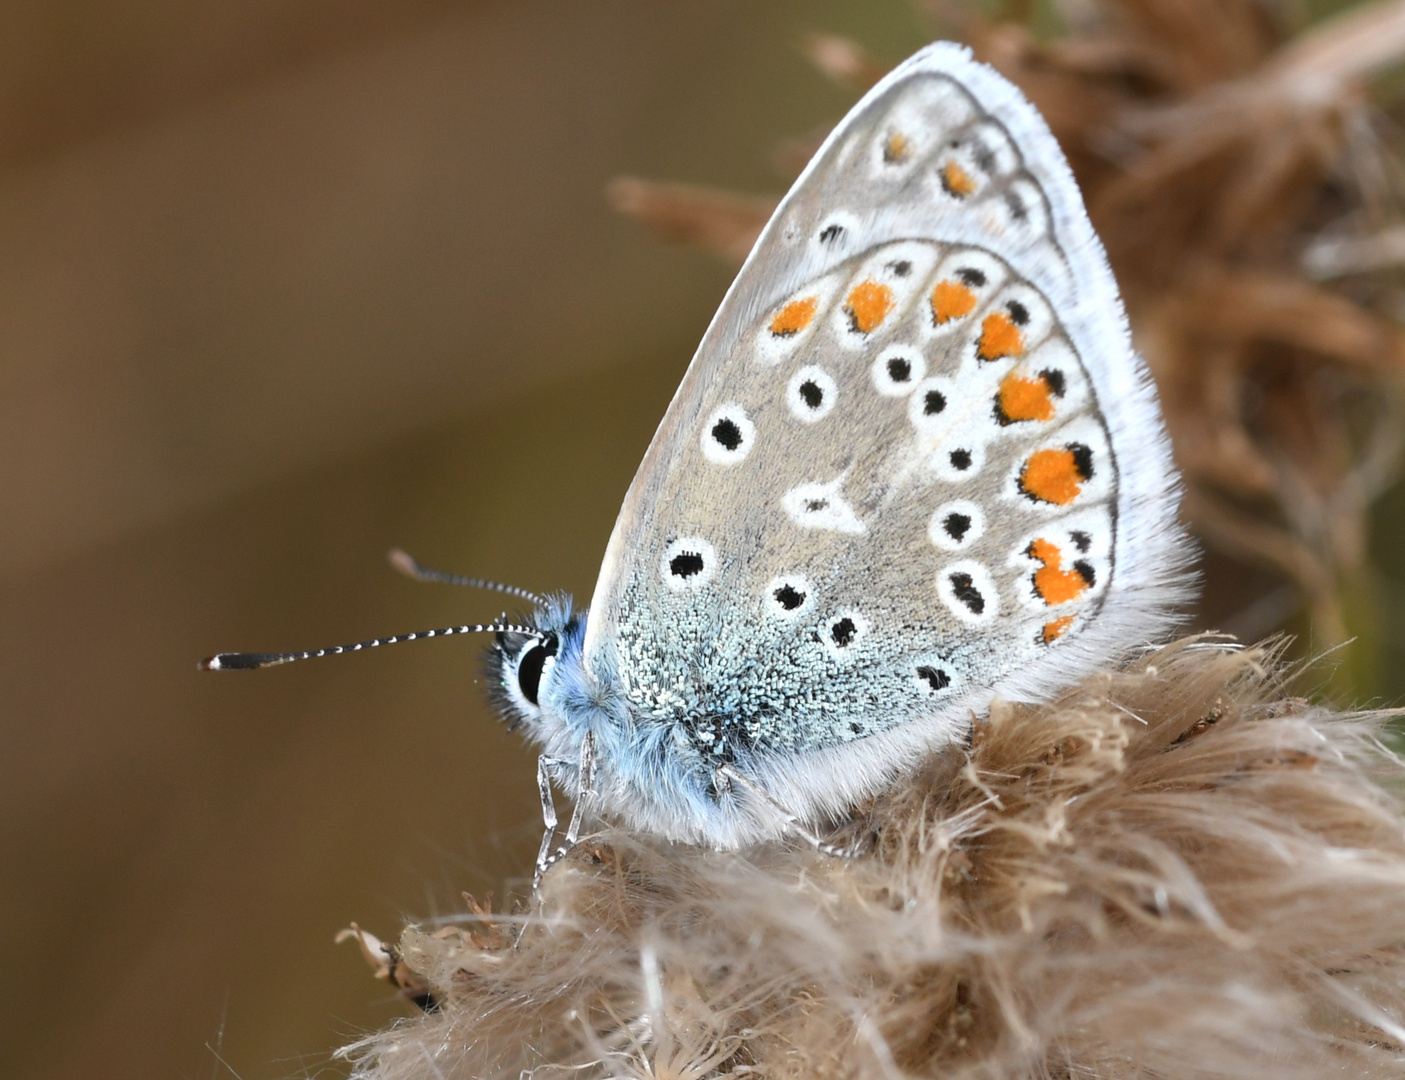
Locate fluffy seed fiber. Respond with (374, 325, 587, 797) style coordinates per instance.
(342, 639, 1405, 1079)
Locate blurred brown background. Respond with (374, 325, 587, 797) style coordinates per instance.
(4, 1, 1403, 1078)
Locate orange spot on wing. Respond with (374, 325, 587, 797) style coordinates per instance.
(884, 133, 909, 163)
(1042, 615, 1075, 644)
(978, 312, 1024, 361)
(1019, 446, 1091, 506)
(1028, 537, 1091, 606)
(769, 296, 817, 337)
(930, 280, 977, 325)
(997, 372, 1055, 424)
(845, 279, 895, 334)
(941, 161, 976, 197)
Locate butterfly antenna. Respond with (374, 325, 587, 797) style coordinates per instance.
(388, 549, 548, 608)
(200, 621, 544, 671)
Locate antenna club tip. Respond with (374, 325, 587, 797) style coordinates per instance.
(387, 548, 418, 576)
(200, 652, 284, 670)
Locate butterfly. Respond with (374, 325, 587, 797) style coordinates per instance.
(487, 41, 1192, 853)
(207, 42, 1192, 861)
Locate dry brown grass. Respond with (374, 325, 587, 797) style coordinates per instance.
(341, 640, 1405, 1079)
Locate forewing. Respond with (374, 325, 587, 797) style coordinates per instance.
(583, 43, 1188, 758)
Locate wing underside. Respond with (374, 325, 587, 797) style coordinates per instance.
(583, 43, 1189, 771)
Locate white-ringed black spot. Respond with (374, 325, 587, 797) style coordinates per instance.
(1070, 529, 1092, 553)
(830, 617, 857, 647)
(948, 572, 985, 615)
(1074, 560, 1096, 586)
(660, 536, 717, 590)
(774, 584, 805, 610)
(700, 403, 754, 465)
(938, 560, 998, 622)
(805, 498, 828, 512)
(909, 376, 959, 436)
(670, 551, 705, 579)
(956, 266, 986, 288)
(917, 665, 950, 692)
(1006, 299, 1030, 327)
(887, 259, 912, 277)
(1042, 368, 1067, 397)
(787, 365, 837, 423)
(928, 500, 984, 551)
(949, 448, 973, 471)
(818, 223, 844, 245)
(765, 573, 814, 618)
(820, 609, 870, 657)
(873, 346, 925, 398)
(711, 417, 741, 451)
(1004, 190, 1027, 221)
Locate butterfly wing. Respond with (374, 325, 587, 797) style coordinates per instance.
(581, 42, 1191, 839)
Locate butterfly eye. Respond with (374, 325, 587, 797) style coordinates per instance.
(514, 633, 559, 707)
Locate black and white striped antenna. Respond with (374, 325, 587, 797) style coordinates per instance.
(387, 548, 548, 607)
(200, 620, 544, 670)
(199, 550, 547, 671)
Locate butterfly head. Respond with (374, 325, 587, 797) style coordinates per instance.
(489, 593, 587, 742)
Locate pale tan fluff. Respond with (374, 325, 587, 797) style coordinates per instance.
(341, 638, 1405, 1080)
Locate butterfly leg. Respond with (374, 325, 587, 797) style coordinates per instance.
(716, 764, 854, 858)
(533, 731, 599, 888)
(562, 729, 598, 847)
(533, 754, 562, 887)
